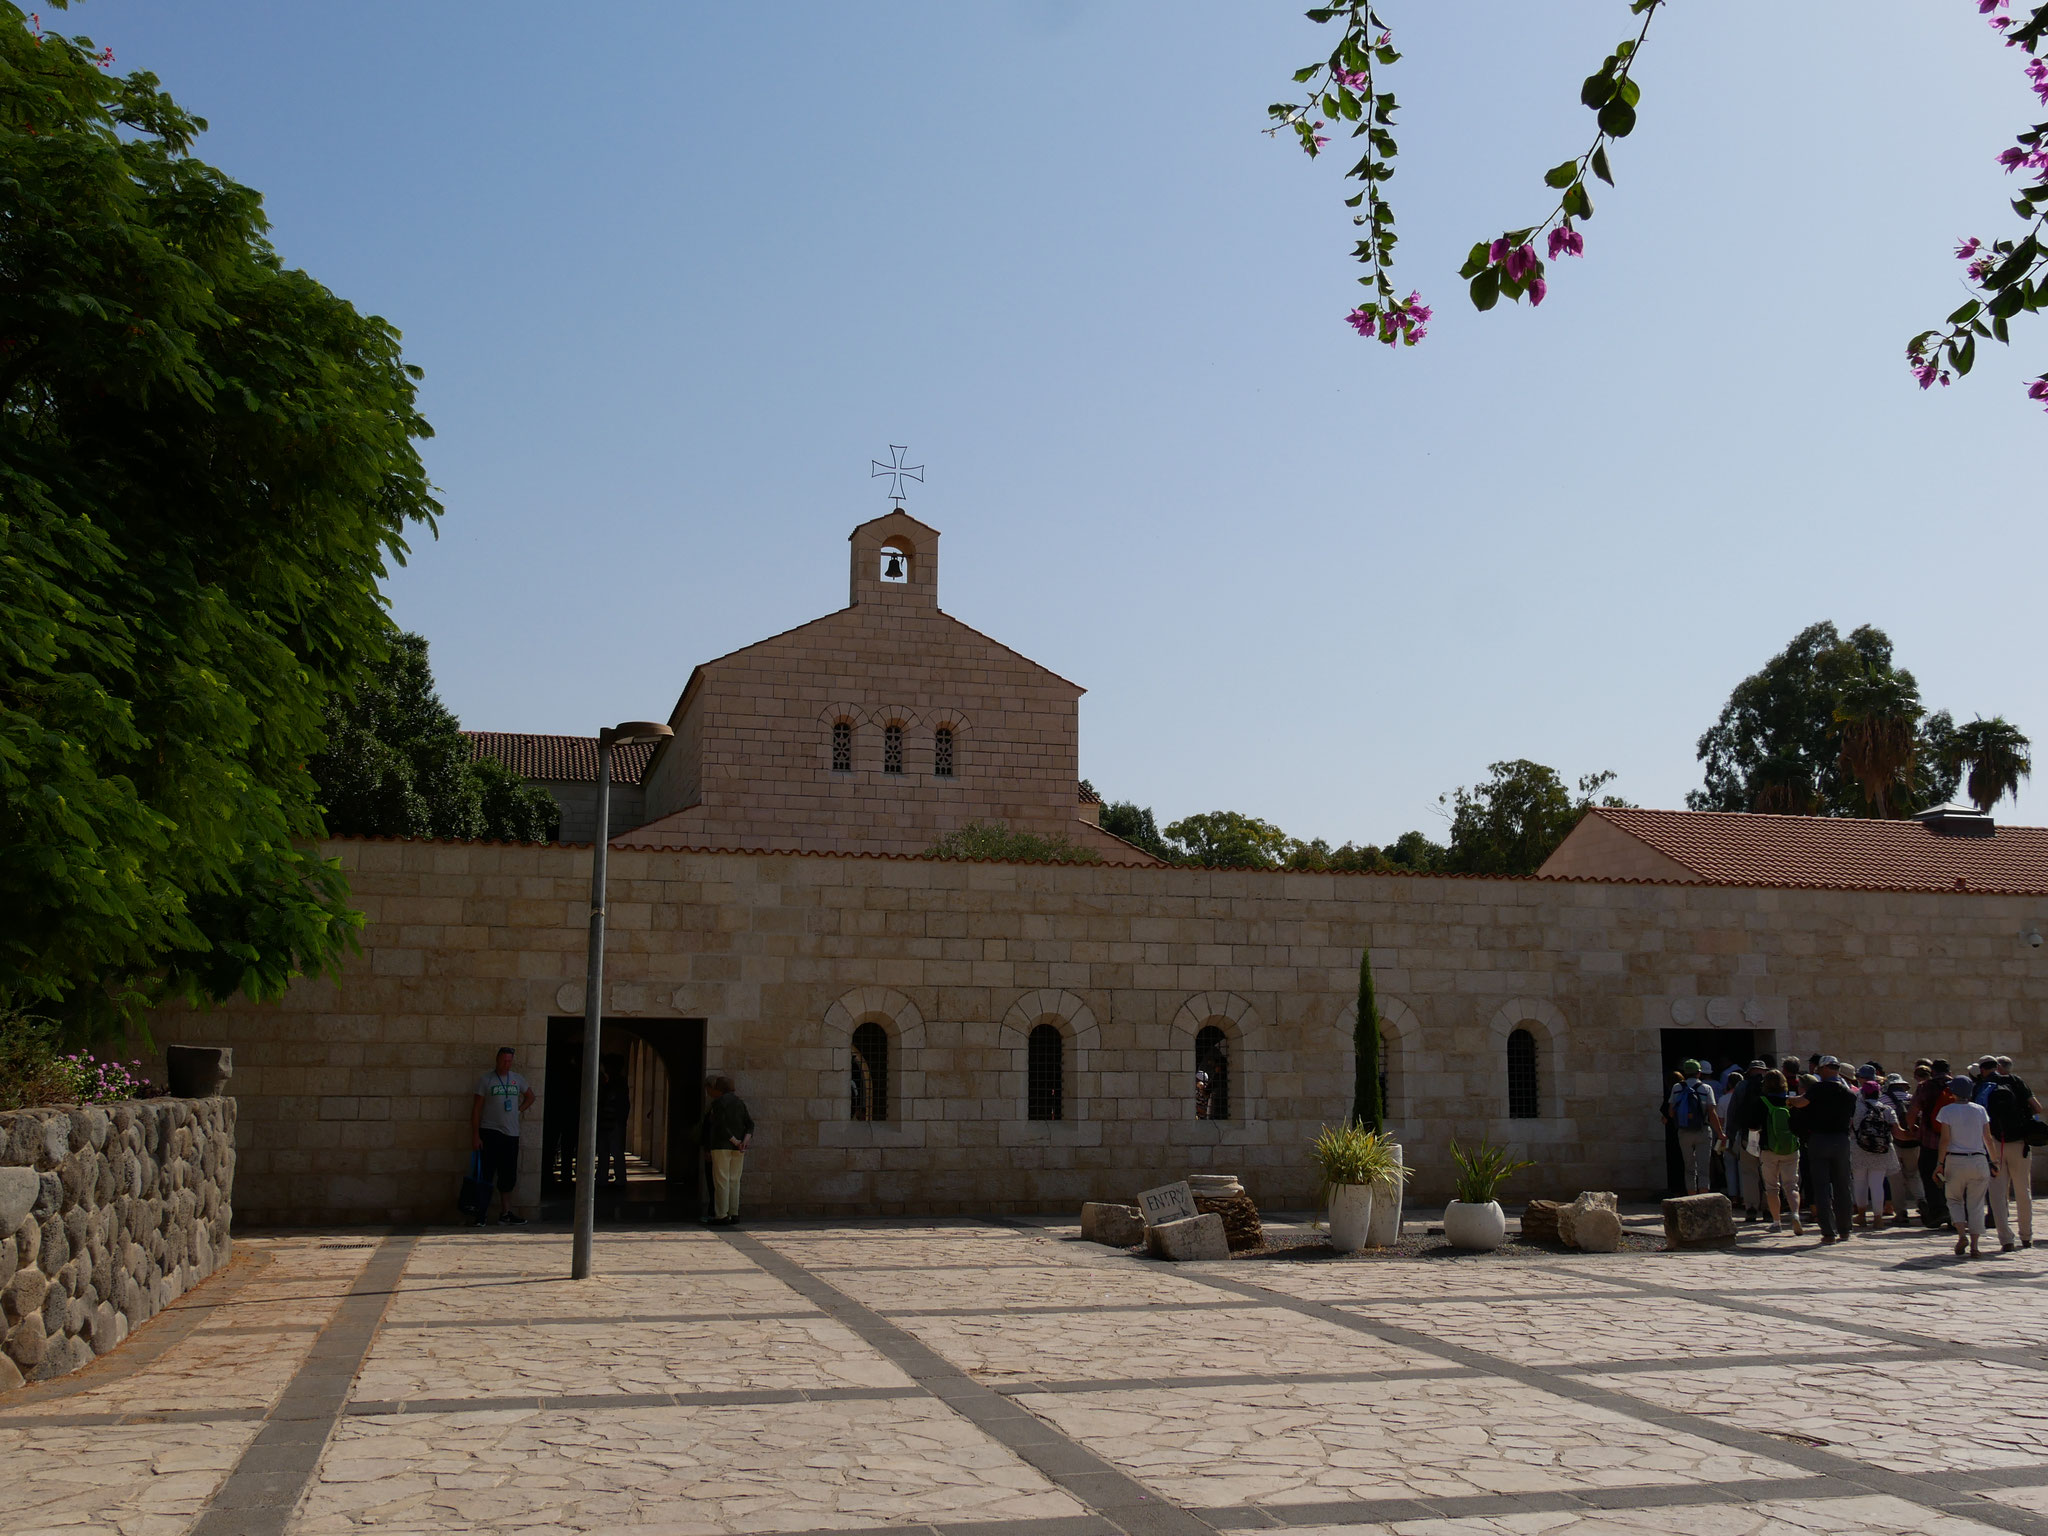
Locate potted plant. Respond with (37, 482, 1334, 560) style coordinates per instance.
(1311, 1121, 1410, 1253)
(1444, 1140, 1532, 1252)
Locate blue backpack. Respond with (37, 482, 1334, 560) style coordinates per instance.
(1674, 1081, 1711, 1129)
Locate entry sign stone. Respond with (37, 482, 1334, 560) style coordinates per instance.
(1138, 1181, 1198, 1227)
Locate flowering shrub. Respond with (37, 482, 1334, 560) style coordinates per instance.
(1283, 0, 2048, 412)
(55, 1052, 151, 1104)
(0, 1012, 150, 1109)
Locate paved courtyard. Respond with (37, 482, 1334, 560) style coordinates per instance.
(7, 1218, 2048, 1536)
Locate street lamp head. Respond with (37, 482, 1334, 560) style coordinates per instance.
(599, 721, 674, 747)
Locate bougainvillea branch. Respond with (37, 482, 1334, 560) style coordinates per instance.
(1458, 1, 1664, 313)
(1908, 1, 2048, 411)
(1268, 6, 1429, 345)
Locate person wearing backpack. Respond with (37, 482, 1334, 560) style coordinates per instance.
(1985, 1056, 2041, 1250)
(1668, 1060, 1724, 1195)
(1909, 1059, 1955, 1229)
(1849, 1068, 1903, 1229)
(1754, 1069, 1803, 1235)
(1883, 1072, 1922, 1222)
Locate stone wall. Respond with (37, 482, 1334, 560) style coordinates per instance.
(149, 838, 2048, 1225)
(0, 1097, 236, 1388)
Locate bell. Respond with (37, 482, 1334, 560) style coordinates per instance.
(884, 553, 903, 580)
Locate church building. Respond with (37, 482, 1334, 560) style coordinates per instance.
(153, 513, 2048, 1226)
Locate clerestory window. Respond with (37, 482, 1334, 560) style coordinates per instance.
(883, 723, 904, 774)
(933, 726, 954, 778)
(832, 720, 853, 773)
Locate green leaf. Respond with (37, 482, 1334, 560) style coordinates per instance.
(1994, 314, 2011, 343)
(1562, 182, 1592, 219)
(1617, 77, 1641, 107)
(1543, 160, 1579, 189)
(1597, 100, 1638, 137)
(1591, 145, 1614, 185)
(1947, 300, 1982, 325)
(1293, 66, 1320, 82)
(1458, 242, 1491, 279)
(1957, 334, 1978, 375)
(1581, 72, 1617, 109)
(1470, 268, 1501, 311)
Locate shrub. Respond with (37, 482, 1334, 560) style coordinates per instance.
(0, 1011, 150, 1109)
(1309, 1121, 1410, 1206)
(923, 822, 1102, 864)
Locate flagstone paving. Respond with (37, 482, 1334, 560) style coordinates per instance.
(5, 1217, 2048, 1536)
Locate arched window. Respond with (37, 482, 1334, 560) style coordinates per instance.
(933, 726, 955, 778)
(1195, 1025, 1230, 1120)
(851, 1021, 889, 1121)
(1027, 1023, 1064, 1121)
(831, 720, 853, 774)
(1507, 1028, 1539, 1119)
(883, 723, 904, 775)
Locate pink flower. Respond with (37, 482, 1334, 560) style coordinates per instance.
(1346, 307, 1376, 337)
(1334, 69, 1369, 90)
(1309, 120, 1328, 151)
(1504, 243, 1537, 282)
(1547, 227, 1585, 259)
(1488, 238, 1508, 264)
(2028, 378, 2048, 409)
(1980, 0, 2008, 12)
(1528, 277, 1548, 307)
(1956, 237, 1982, 260)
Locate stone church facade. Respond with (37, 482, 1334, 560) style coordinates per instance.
(152, 516, 2048, 1224)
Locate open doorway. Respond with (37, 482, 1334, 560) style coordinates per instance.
(540, 1017, 705, 1221)
(1658, 1028, 1776, 1197)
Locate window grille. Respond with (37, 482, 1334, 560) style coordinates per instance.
(933, 726, 954, 778)
(832, 720, 852, 773)
(1195, 1025, 1230, 1120)
(883, 723, 904, 774)
(1027, 1023, 1064, 1121)
(851, 1021, 889, 1122)
(1507, 1028, 1539, 1119)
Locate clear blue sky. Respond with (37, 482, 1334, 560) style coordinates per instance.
(76, 2, 2048, 842)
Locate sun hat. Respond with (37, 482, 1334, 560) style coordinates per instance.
(1857, 1064, 1879, 1081)
(1819, 1055, 1840, 1069)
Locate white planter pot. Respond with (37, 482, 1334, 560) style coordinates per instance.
(1443, 1199, 1507, 1252)
(1326, 1183, 1374, 1253)
(1366, 1143, 1404, 1247)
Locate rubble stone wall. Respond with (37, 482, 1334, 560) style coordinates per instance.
(0, 1097, 235, 1388)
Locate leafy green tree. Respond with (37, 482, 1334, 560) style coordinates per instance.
(1944, 717, 2034, 813)
(1086, 785, 1176, 861)
(1286, 838, 1386, 871)
(923, 822, 1103, 864)
(310, 633, 558, 843)
(1690, 623, 1967, 817)
(1352, 947, 1382, 1131)
(1442, 761, 1624, 875)
(1380, 829, 1448, 872)
(0, 10, 436, 1035)
(1164, 811, 1294, 868)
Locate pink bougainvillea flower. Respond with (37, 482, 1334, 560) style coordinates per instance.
(1345, 307, 1376, 337)
(1334, 69, 1369, 90)
(1504, 243, 1537, 282)
(1547, 227, 1586, 259)
(1999, 146, 2028, 171)
(1488, 238, 1509, 264)
(1528, 277, 1548, 307)
(2028, 378, 2048, 408)
(1956, 237, 1982, 259)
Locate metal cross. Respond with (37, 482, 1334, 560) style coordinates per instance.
(870, 444, 924, 508)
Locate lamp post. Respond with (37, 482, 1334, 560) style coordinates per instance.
(572, 720, 673, 1281)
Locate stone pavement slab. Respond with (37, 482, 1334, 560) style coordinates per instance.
(10, 1218, 2048, 1536)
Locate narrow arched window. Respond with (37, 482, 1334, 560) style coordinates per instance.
(883, 723, 904, 774)
(851, 1021, 889, 1121)
(832, 720, 853, 773)
(1195, 1025, 1230, 1120)
(1027, 1023, 1064, 1121)
(1507, 1028, 1539, 1119)
(933, 726, 955, 778)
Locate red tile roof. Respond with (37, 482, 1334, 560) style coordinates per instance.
(465, 731, 656, 786)
(1565, 807, 2048, 894)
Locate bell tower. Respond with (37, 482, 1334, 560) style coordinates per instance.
(849, 511, 940, 609)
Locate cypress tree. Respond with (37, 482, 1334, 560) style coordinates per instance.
(1352, 946, 1382, 1131)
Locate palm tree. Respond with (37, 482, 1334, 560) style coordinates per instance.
(1833, 669, 1923, 818)
(1943, 717, 2033, 813)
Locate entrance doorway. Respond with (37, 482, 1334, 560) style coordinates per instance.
(1658, 1027, 1776, 1197)
(540, 1017, 705, 1221)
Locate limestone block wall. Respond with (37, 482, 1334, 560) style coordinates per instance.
(149, 840, 2048, 1224)
(0, 1098, 236, 1388)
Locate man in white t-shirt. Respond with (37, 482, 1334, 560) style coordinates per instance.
(1937, 1084, 1994, 1260)
(470, 1047, 534, 1226)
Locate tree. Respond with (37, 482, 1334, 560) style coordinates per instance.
(0, 10, 436, 1035)
(923, 822, 1103, 863)
(1088, 785, 1176, 861)
(1944, 717, 2034, 812)
(1275, 3, 2048, 413)
(1442, 761, 1625, 875)
(1690, 623, 1973, 817)
(1164, 811, 1295, 868)
(309, 633, 559, 843)
(1352, 946, 1382, 1131)
(1832, 667, 1925, 819)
